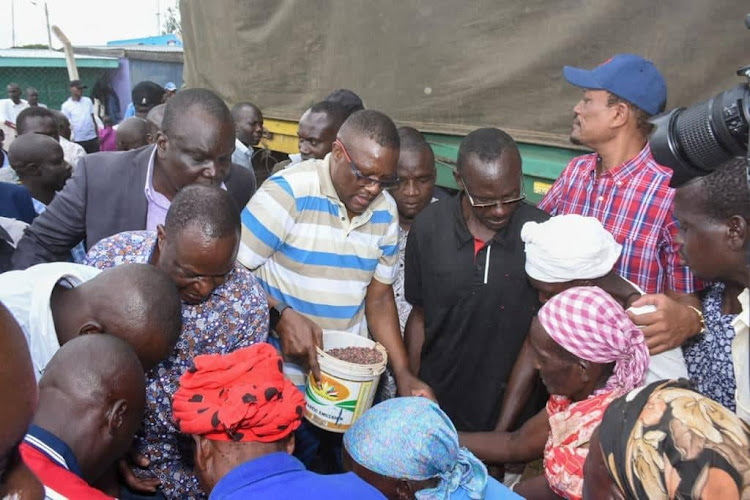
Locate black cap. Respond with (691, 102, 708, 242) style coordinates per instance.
(69, 80, 87, 89)
(131, 81, 165, 109)
(323, 89, 364, 117)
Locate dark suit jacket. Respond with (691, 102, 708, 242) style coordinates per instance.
(225, 162, 256, 209)
(12, 145, 255, 269)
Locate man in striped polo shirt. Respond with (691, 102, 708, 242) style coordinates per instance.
(238, 110, 432, 401)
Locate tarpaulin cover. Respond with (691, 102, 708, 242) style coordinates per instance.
(181, 0, 749, 145)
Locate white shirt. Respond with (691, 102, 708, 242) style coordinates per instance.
(61, 96, 96, 142)
(733, 288, 749, 423)
(0, 164, 18, 184)
(143, 146, 171, 231)
(231, 138, 252, 169)
(0, 216, 28, 245)
(0, 262, 101, 380)
(0, 98, 29, 125)
(624, 278, 689, 384)
(59, 137, 86, 170)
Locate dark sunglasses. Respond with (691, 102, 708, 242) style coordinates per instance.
(459, 174, 526, 207)
(334, 138, 401, 189)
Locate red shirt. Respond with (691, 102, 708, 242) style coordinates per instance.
(538, 145, 698, 294)
(20, 427, 114, 500)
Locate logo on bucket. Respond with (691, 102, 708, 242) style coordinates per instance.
(305, 374, 357, 414)
(308, 374, 351, 403)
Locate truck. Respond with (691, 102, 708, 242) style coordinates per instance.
(179, 0, 748, 202)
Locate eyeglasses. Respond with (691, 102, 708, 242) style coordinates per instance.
(459, 175, 526, 207)
(334, 139, 401, 189)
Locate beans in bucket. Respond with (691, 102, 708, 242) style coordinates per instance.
(304, 330, 387, 433)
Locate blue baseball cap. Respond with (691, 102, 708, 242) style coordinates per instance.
(164, 82, 177, 91)
(563, 54, 667, 115)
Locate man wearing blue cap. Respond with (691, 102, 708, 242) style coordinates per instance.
(537, 54, 704, 378)
(163, 82, 177, 102)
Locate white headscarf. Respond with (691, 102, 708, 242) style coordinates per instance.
(521, 214, 622, 283)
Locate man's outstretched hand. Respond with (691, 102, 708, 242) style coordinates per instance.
(395, 368, 437, 401)
(276, 308, 324, 383)
(628, 294, 701, 354)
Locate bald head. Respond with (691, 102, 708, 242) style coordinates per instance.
(116, 117, 149, 151)
(36, 335, 145, 483)
(71, 263, 182, 371)
(9, 134, 63, 168)
(39, 334, 145, 410)
(0, 303, 41, 498)
(146, 104, 166, 143)
(162, 88, 233, 137)
(8, 134, 69, 196)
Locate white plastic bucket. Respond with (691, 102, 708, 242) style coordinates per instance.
(304, 330, 388, 433)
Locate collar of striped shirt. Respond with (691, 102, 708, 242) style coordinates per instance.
(23, 425, 83, 478)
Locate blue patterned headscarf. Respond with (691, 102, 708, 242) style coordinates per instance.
(343, 397, 488, 499)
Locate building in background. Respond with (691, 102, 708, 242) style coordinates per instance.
(0, 48, 118, 145)
(74, 38, 183, 119)
(0, 49, 118, 108)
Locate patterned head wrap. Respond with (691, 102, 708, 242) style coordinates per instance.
(538, 286, 649, 394)
(172, 343, 305, 443)
(598, 379, 750, 499)
(522, 214, 622, 283)
(343, 397, 488, 499)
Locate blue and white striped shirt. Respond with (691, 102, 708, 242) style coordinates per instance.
(238, 156, 399, 335)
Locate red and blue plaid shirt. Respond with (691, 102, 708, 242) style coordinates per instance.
(538, 144, 698, 295)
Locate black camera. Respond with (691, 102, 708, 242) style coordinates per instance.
(649, 16, 750, 188)
(650, 79, 750, 188)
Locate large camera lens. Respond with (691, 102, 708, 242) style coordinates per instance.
(650, 84, 750, 187)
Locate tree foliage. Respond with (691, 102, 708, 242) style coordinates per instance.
(162, 4, 181, 36)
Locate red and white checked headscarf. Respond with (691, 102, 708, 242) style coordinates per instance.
(538, 286, 649, 394)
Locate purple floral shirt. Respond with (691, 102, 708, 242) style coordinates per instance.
(85, 231, 268, 499)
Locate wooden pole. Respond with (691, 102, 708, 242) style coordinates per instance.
(44, 2, 52, 49)
(11, 0, 16, 47)
(51, 25, 78, 81)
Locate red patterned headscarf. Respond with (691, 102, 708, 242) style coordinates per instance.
(538, 286, 649, 394)
(172, 343, 305, 443)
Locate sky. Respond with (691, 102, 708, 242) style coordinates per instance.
(0, 0, 179, 48)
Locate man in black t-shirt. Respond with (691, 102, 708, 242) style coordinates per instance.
(404, 127, 549, 432)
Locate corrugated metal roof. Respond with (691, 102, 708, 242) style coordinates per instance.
(77, 45, 183, 54)
(73, 45, 183, 64)
(0, 48, 116, 60)
(107, 34, 183, 48)
(0, 48, 119, 68)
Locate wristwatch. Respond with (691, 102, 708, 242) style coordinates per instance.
(687, 305, 706, 334)
(269, 302, 291, 331)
